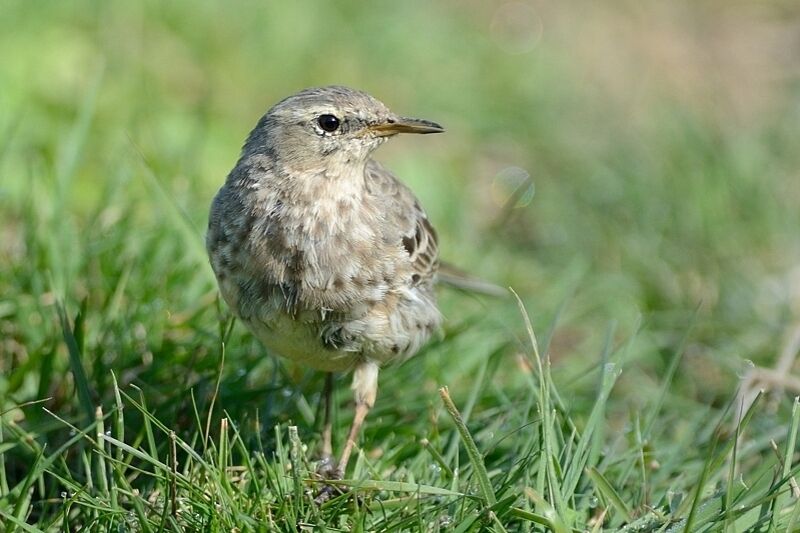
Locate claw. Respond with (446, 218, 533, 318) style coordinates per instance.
(314, 482, 344, 505)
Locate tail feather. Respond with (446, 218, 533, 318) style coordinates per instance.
(436, 261, 507, 297)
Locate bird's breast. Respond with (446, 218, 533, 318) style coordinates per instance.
(248, 194, 408, 313)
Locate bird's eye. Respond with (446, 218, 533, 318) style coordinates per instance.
(317, 114, 340, 133)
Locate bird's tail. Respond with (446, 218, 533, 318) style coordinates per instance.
(436, 261, 507, 297)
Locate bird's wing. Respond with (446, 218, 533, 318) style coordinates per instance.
(364, 159, 439, 287)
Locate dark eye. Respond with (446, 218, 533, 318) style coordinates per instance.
(317, 114, 340, 132)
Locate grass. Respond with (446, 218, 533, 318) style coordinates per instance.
(2, 0, 800, 530)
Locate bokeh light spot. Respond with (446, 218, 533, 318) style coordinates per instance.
(491, 166, 535, 208)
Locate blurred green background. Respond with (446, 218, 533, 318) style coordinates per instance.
(2, 0, 800, 517)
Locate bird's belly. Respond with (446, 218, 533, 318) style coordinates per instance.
(241, 312, 359, 373)
(216, 264, 440, 373)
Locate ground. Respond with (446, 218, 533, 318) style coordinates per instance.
(1, 1, 800, 531)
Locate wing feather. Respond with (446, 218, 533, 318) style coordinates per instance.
(364, 159, 439, 287)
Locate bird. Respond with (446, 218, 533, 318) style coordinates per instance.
(206, 86, 446, 488)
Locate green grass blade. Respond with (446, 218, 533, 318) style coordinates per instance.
(523, 488, 570, 533)
(0, 418, 7, 496)
(421, 437, 454, 478)
(561, 361, 620, 501)
(11, 446, 45, 525)
(770, 396, 800, 532)
(643, 311, 698, 439)
(587, 466, 632, 523)
(439, 386, 497, 506)
(323, 478, 465, 497)
(57, 302, 95, 425)
(99, 434, 173, 473)
(0, 509, 45, 533)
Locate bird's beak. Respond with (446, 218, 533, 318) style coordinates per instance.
(368, 117, 445, 137)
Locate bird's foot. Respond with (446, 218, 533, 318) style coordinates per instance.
(316, 454, 337, 478)
(314, 482, 344, 505)
(314, 458, 345, 505)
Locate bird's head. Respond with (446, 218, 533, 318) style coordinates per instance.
(242, 86, 444, 173)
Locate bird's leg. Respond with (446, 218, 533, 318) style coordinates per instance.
(335, 360, 379, 479)
(315, 361, 379, 504)
(318, 372, 335, 474)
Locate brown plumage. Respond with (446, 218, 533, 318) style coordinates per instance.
(206, 86, 444, 487)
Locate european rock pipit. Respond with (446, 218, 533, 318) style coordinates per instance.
(206, 86, 444, 487)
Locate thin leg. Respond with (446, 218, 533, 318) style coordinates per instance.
(335, 360, 379, 478)
(315, 361, 379, 504)
(321, 372, 334, 461)
(336, 402, 370, 478)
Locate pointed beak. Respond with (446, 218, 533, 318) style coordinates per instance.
(368, 117, 445, 137)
